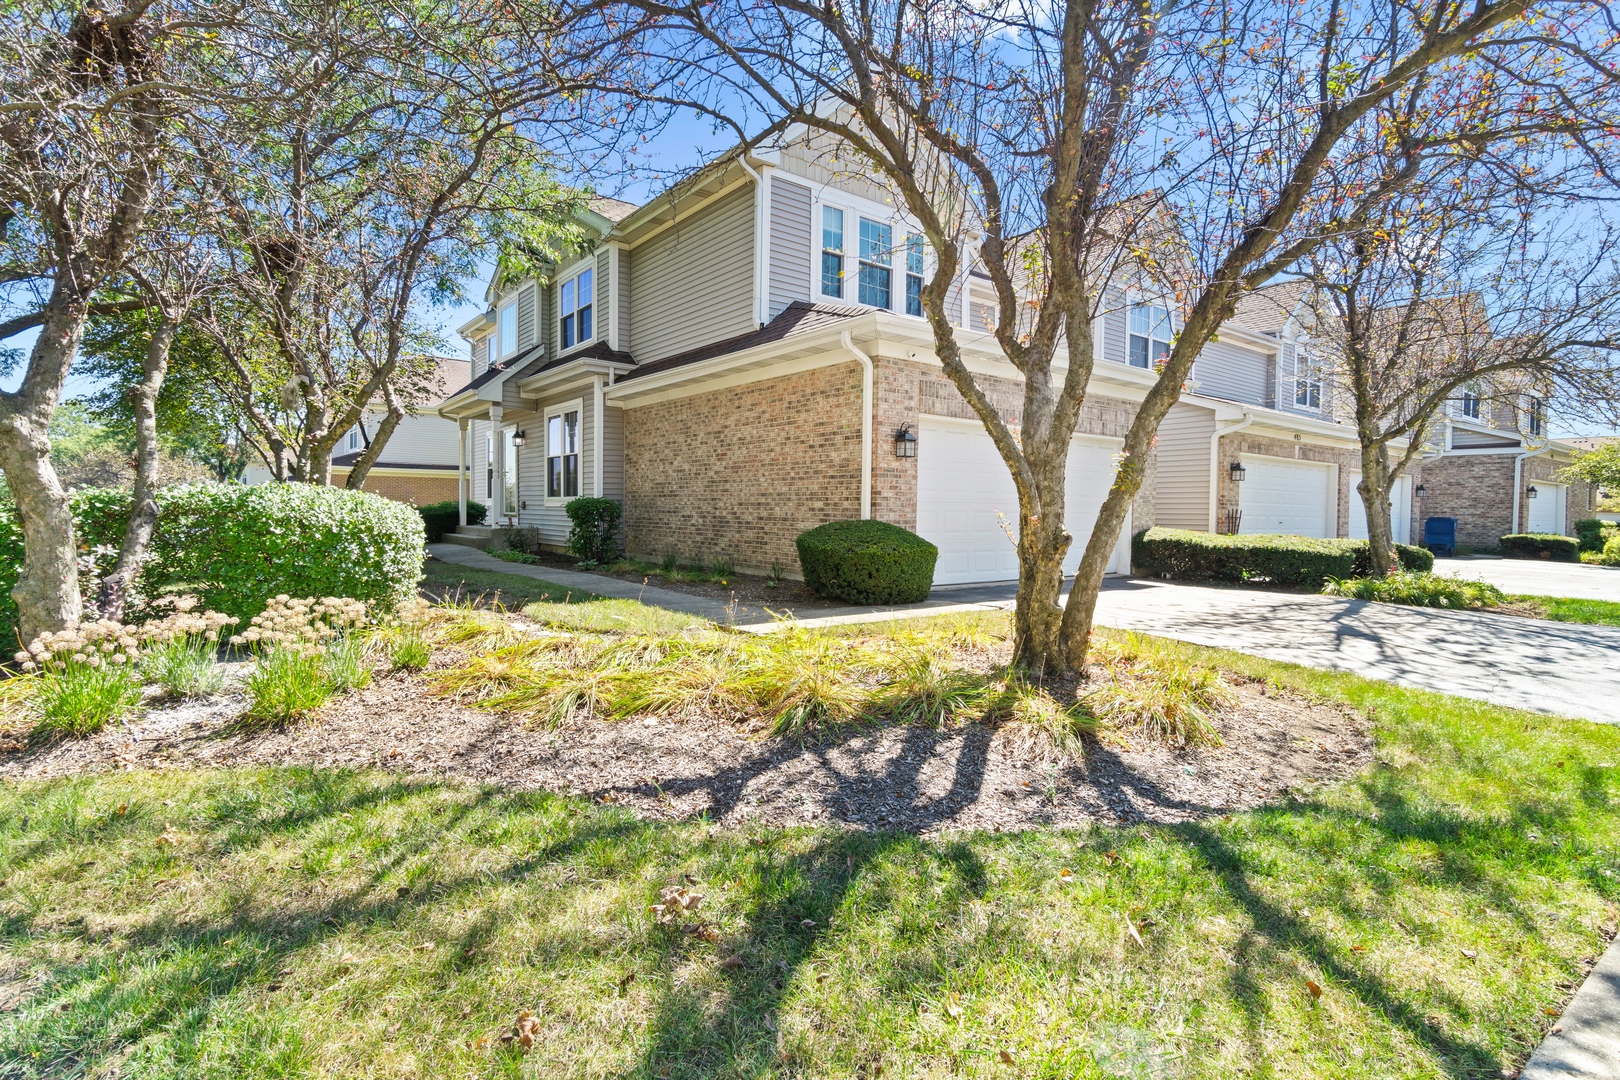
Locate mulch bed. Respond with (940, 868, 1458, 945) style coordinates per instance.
(488, 549, 848, 611)
(0, 659, 1372, 835)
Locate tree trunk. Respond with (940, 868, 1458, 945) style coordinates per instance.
(1009, 444, 1074, 676)
(0, 300, 88, 643)
(1357, 442, 1397, 578)
(98, 316, 177, 621)
(344, 392, 404, 491)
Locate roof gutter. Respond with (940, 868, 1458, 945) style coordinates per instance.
(840, 330, 874, 519)
(1209, 411, 1255, 533)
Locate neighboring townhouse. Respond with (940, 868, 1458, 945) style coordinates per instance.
(438, 134, 1162, 584)
(1154, 282, 1419, 543)
(1411, 386, 1595, 546)
(244, 356, 470, 506)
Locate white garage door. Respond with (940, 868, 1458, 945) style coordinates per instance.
(1348, 473, 1411, 544)
(916, 417, 1132, 586)
(1527, 484, 1567, 535)
(1238, 457, 1334, 538)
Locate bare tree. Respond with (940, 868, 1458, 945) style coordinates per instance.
(1303, 185, 1620, 575)
(608, 0, 1620, 673)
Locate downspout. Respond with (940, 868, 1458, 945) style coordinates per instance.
(1511, 446, 1552, 535)
(1208, 411, 1255, 533)
(737, 156, 769, 327)
(841, 330, 874, 520)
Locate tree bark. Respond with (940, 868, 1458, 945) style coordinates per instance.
(0, 299, 88, 643)
(344, 387, 404, 491)
(97, 315, 177, 621)
(1357, 441, 1397, 578)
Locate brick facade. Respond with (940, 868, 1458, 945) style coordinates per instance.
(1412, 453, 1594, 546)
(330, 468, 459, 507)
(623, 361, 863, 574)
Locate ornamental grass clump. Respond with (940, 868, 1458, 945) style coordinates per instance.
(1084, 645, 1232, 749)
(15, 620, 144, 737)
(232, 596, 370, 724)
(137, 598, 238, 699)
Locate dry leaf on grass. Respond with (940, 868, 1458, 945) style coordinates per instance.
(1124, 916, 1144, 949)
(718, 954, 745, 970)
(1305, 979, 1323, 1000)
(1058, 868, 1074, 881)
(498, 1009, 543, 1051)
(998, 1049, 1016, 1064)
(944, 992, 963, 1019)
(155, 823, 182, 847)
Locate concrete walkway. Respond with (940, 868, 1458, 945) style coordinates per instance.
(1433, 556, 1620, 603)
(428, 546, 1620, 725)
(1522, 937, 1620, 1079)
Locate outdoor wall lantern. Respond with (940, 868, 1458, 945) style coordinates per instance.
(1527, 485, 1539, 499)
(894, 424, 918, 458)
(1415, 483, 1427, 498)
(1229, 461, 1247, 482)
(511, 429, 527, 448)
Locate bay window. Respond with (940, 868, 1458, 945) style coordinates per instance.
(560, 267, 593, 349)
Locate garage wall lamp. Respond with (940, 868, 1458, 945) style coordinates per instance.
(1527, 485, 1539, 499)
(893, 424, 918, 458)
(1229, 461, 1247, 482)
(1415, 483, 1427, 498)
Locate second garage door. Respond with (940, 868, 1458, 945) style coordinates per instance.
(916, 417, 1131, 586)
(1238, 457, 1334, 538)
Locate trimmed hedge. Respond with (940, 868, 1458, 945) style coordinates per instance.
(419, 499, 486, 543)
(1575, 518, 1620, 553)
(1134, 527, 1433, 588)
(796, 519, 938, 604)
(150, 484, 425, 622)
(1603, 536, 1620, 566)
(1499, 533, 1580, 562)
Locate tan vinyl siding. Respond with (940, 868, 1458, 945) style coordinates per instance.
(768, 176, 813, 318)
(516, 282, 536, 350)
(595, 249, 611, 339)
(601, 402, 625, 500)
(616, 248, 631, 350)
(775, 130, 897, 206)
(516, 390, 596, 544)
(1193, 338, 1271, 406)
(1156, 402, 1216, 529)
(628, 184, 756, 365)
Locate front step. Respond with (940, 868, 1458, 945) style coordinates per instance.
(441, 530, 495, 549)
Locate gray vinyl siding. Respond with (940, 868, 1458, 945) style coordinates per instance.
(374, 413, 459, 466)
(471, 419, 493, 506)
(595, 249, 611, 339)
(1156, 402, 1217, 529)
(968, 299, 998, 333)
(775, 130, 897, 206)
(628, 184, 756, 364)
(516, 283, 536, 350)
(1102, 294, 1129, 366)
(516, 390, 596, 544)
(767, 176, 813, 318)
(1452, 428, 1521, 449)
(945, 275, 964, 326)
(1193, 338, 1271, 406)
(601, 401, 625, 500)
(616, 248, 632, 350)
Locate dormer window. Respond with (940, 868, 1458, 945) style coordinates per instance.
(1128, 303, 1174, 368)
(560, 267, 593, 349)
(1294, 349, 1323, 410)
(1460, 386, 1482, 419)
(497, 302, 517, 358)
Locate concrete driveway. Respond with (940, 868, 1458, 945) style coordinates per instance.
(1431, 556, 1620, 602)
(1084, 579, 1620, 724)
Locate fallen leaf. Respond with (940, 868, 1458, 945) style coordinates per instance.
(1059, 868, 1074, 881)
(1124, 916, 1144, 949)
(944, 992, 963, 1019)
(155, 823, 181, 847)
(114, 803, 127, 815)
(998, 1049, 1016, 1065)
(1305, 979, 1323, 1000)
(816, 971, 830, 984)
(800, 918, 816, 929)
(1552, 1025, 1563, 1034)
(1351, 945, 1366, 952)
(718, 954, 745, 970)
(1543, 1007, 1561, 1016)
(1461, 948, 1478, 959)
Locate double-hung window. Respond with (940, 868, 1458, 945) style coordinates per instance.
(1294, 350, 1323, 410)
(1459, 386, 1482, 419)
(1128, 303, 1173, 368)
(546, 407, 580, 500)
(821, 208, 845, 299)
(1527, 396, 1545, 437)
(857, 218, 893, 308)
(497, 302, 517, 359)
(905, 234, 924, 317)
(560, 267, 593, 349)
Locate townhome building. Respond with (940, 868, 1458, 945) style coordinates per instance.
(439, 133, 1163, 584)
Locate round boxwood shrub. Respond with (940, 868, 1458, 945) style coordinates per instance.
(147, 483, 425, 623)
(795, 519, 938, 604)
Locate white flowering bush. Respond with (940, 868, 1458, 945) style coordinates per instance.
(229, 595, 368, 656)
(139, 597, 239, 699)
(235, 596, 372, 724)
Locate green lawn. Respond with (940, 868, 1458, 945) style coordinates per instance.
(1, 626, 1617, 1077)
(1509, 593, 1620, 627)
(419, 557, 593, 609)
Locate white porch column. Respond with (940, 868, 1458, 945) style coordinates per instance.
(457, 418, 469, 528)
(489, 404, 505, 521)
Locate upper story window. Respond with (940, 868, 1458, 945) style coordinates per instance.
(905, 234, 924, 317)
(560, 267, 593, 349)
(1128, 303, 1173, 369)
(497, 302, 517, 358)
(821, 207, 845, 299)
(546, 406, 580, 500)
(857, 218, 893, 308)
(1294, 349, 1323, 410)
(1459, 386, 1482, 419)
(1526, 396, 1545, 437)
(347, 426, 360, 451)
